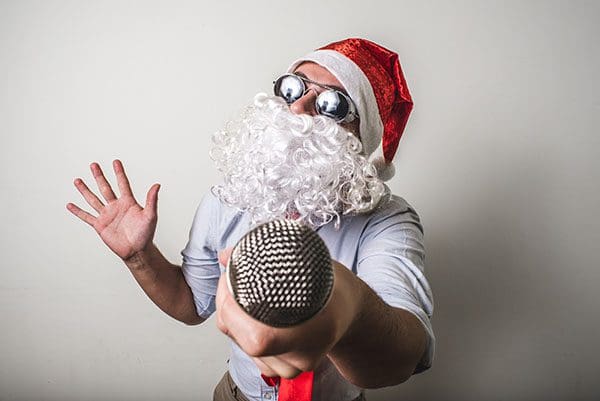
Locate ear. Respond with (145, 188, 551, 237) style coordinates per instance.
(343, 119, 361, 141)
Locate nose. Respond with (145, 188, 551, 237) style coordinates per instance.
(289, 89, 318, 116)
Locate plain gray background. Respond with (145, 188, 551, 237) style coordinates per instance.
(1, 1, 599, 400)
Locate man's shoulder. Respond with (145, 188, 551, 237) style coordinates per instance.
(353, 189, 423, 235)
(369, 188, 417, 219)
(192, 189, 252, 245)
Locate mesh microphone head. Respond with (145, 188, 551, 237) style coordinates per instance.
(227, 219, 333, 327)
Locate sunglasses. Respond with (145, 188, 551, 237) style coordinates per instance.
(273, 74, 359, 123)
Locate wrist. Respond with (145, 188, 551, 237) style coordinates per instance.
(124, 244, 156, 271)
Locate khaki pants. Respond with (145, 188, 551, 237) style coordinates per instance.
(213, 371, 250, 401)
(213, 371, 366, 401)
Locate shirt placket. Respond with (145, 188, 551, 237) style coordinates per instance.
(259, 379, 278, 400)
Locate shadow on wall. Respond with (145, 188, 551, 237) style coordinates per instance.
(366, 151, 595, 400)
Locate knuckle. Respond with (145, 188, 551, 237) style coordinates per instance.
(280, 367, 303, 380)
(299, 359, 319, 372)
(244, 331, 272, 357)
(215, 317, 228, 335)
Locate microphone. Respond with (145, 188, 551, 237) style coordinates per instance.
(226, 219, 334, 327)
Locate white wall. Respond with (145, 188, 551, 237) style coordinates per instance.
(1, 1, 599, 400)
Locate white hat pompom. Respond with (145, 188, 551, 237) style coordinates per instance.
(372, 156, 395, 182)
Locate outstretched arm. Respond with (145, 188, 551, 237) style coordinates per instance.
(215, 251, 427, 388)
(327, 265, 427, 388)
(67, 160, 203, 325)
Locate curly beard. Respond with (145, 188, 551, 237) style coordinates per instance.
(210, 93, 385, 228)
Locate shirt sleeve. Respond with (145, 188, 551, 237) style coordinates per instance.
(180, 193, 222, 319)
(355, 196, 435, 372)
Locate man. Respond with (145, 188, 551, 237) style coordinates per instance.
(67, 38, 434, 401)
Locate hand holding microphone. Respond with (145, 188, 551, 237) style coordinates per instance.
(215, 219, 360, 379)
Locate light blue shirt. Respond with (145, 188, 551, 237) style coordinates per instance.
(182, 188, 434, 401)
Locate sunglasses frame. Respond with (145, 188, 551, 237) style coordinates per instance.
(273, 73, 359, 123)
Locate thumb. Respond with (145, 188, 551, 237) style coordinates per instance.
(144, 183, 161, 217)
(218, 247, 233, 267)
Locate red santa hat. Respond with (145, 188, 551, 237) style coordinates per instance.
(287, 38, 413, 181)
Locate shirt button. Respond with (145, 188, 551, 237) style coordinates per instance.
(264, 392, 272, 399)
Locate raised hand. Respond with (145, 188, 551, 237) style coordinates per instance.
(67, 160, 160, 261)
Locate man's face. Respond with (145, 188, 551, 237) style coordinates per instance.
(210, 62, 383, 228)
(289, 62, 360, 137)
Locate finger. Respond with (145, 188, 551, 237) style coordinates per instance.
(113, 159, 135, 199)
(90, 162, 117, 202)
(215, 308, 229, 337)
(74, 178, 105, 213)
(218, 247, 233, 267)
(144, 183, 160, 218)
(216, 272, 289, 356)
(215, 274, 232, 336)
(217, 288, 279, 356)
(66, 203, 97, 227)
(270, 349, 326, 373)
(252, 358, 278, 378)
(258, 356, 303, 379)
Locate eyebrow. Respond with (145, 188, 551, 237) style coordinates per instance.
(294, 71, 348, 95)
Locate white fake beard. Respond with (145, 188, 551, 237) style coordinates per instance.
(210, 93, 385, 228)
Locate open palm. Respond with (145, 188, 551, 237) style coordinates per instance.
(67, 160, 160, 261)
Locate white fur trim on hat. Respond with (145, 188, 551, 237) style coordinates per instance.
(287, 49, 384, 157)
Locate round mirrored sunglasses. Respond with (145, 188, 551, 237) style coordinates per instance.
(273, 74, 359, 123)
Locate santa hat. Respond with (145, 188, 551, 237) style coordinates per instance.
(287, 38, 413, 181)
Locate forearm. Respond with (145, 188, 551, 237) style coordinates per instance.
(328, 269, 427, 388)
(125, 244, 204, 325)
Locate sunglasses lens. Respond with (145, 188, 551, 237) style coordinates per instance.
(274, 75, 304, 104)
(316, 91, 350, 121)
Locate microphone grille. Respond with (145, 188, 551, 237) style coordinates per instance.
(227, 219, 333, 327)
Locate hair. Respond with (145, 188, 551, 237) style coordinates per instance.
(210, 93, 385, 228)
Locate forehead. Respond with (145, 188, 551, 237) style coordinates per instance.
(293, 61, 346, 91)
